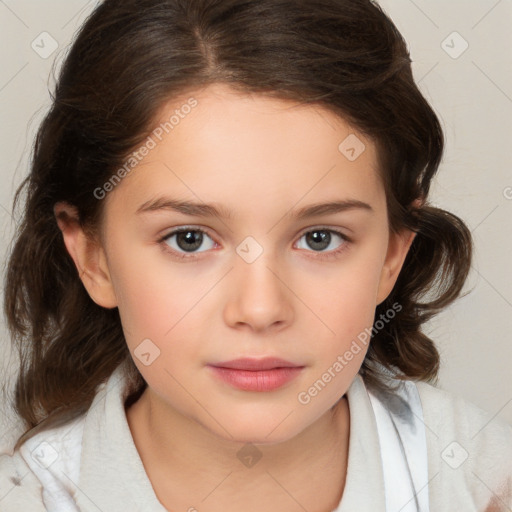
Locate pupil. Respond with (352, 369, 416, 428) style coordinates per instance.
(307, 230, 330, 250)
(177, 231, 202, 252)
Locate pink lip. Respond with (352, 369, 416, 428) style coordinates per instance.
(207, 357, 304, 392)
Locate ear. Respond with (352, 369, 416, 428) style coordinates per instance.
(54, 202, 118, 309)
(376, 227, 416, 305)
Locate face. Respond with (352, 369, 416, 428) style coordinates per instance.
(61, 83, 412, 444)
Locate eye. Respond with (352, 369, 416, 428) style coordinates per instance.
(159, 227, 216, 258)
(295, 228, 349, 258)
(158, 226, 350, 261)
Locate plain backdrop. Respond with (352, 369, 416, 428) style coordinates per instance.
(0, 1, 511, 453)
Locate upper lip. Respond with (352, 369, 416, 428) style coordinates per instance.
(209, 357, 303, 371)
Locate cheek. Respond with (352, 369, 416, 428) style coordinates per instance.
(106, 238, 191, 349)
(311, 248, 386, 334)
(111, 265, 201, 394)
(296, 240, 387, 380)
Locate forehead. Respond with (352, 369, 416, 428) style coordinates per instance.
(105, 83, 384, 218)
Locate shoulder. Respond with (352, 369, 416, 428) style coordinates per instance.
(415, 379, 512, 447)
(0, 449, 46, 510)
(414, 380, 512, 509)
(0, 413, 86, 511)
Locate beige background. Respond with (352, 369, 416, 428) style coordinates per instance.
(0, 1, 511, 453)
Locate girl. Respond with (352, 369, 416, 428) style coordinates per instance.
(1, 0, 511, 510)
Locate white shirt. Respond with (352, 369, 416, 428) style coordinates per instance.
(1, 362, 511, 511)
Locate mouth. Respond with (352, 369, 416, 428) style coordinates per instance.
(207, 357, 305, 391)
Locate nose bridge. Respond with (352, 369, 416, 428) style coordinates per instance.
(235, 234, 283, 298)
(224, 234, 292, 330)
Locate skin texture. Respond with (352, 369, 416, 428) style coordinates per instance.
(55, 83, 415, 511)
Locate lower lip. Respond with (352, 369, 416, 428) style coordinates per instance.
(208, 366, 304, 391)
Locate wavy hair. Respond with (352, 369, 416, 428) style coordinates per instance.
(3, 0, 472, 450)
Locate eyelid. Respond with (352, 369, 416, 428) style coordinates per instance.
(159, 224, 352, 242)
(296, 225, 351, 241)
(160, 225, 216, 239)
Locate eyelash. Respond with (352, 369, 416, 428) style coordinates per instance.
(157, 226, 351, 261)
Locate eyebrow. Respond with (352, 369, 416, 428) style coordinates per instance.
(136, 197, 373, 220)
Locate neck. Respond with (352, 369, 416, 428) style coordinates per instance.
(126, 390, 350, 512)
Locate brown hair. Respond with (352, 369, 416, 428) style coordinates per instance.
(3, 0, 472, 450)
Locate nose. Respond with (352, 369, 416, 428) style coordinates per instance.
(223, 249, 294, 333)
